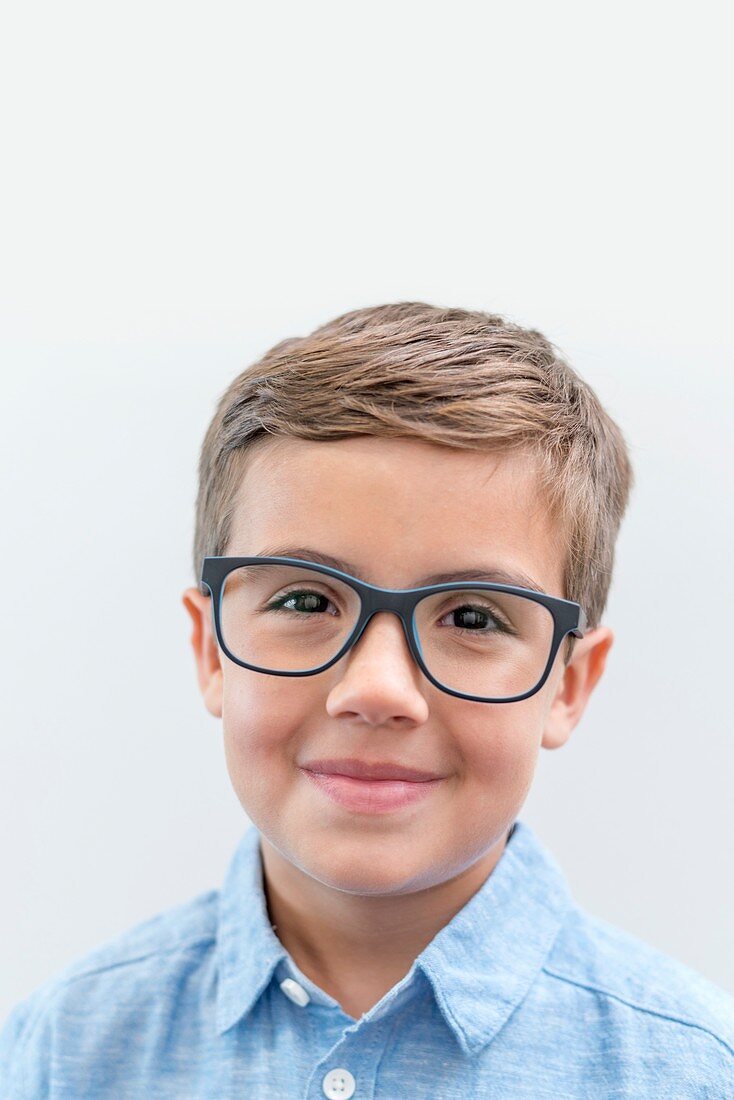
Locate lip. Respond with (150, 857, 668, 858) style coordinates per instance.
(302, 769, 444, 813)
(300, 757, 444, 782)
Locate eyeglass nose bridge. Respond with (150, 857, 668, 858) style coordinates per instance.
(340, 586, 429, 671)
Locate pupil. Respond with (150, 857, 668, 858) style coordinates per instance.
(290, 592, 323, 611)
(457, 608, 486, 628)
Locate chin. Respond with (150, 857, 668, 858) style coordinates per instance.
(302, 843, 432, 895)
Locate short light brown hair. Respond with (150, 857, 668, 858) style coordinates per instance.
(193, 303, 634, 652)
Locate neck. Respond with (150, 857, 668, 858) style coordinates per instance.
(259, 827, 511, 1018)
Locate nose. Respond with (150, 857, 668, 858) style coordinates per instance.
(324, 610, 430, 727)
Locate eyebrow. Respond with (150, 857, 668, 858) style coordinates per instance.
(253, 544, 547, 594)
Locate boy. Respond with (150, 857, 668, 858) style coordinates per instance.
(2, 303, 733, 1097)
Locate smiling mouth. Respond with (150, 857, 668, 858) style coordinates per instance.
(300, 757, 445, 782)
(301, 768, 445, 814)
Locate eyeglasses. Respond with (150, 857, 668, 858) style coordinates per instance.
(199, 556, 588, 704)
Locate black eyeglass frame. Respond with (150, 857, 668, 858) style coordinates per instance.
(200, 555, 588, 704)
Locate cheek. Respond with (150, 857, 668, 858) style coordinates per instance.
(416, 700, 549, 871)
(458, 700, 546, 795)
(220, 673, 313, 804)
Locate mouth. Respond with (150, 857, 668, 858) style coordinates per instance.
(300, 768, 445, 814)
(300, 757, 444, 782)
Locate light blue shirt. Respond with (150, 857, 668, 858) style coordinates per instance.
(2, 818, 733, 1098)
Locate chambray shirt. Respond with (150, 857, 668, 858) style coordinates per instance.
(2, 819, 733, 1099)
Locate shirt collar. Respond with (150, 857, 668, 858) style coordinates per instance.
(215, 818, 575, 1055)
(215, 823, 288, 1036)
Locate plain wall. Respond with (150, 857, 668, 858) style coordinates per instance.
(1, 1, 732, 1023)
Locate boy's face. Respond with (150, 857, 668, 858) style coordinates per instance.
(183, 436, 612, 895)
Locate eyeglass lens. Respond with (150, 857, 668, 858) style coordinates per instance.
(219, 563, 555, 699)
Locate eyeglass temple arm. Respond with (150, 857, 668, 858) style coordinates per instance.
(574, 607, 588, 637)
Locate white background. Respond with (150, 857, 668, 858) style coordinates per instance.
(1, 1, 733, 1023)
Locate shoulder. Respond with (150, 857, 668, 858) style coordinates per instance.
(543, 903, 734, 1080)
(0, 888, 219, 1096)
(24, 885, 219, 993)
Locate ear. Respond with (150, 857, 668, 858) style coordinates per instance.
(541, 626, 614, 750)
(182, 587, 223, 718)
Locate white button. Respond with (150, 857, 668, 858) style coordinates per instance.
(322, 1067, 356, 1098)
(279, 978, 311, 1006)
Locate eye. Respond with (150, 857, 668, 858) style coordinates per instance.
(265, 588, 339, 616)
(438, 602, 514, 634)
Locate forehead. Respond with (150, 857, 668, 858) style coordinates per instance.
(227, 436, 566, 596)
